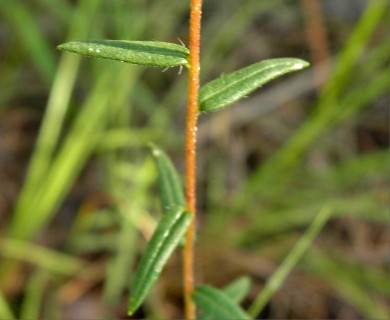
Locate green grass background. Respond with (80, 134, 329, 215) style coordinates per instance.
(0, 0, 388, 319)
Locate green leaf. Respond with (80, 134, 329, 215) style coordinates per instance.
(58, 40, 189, 67)
(149, 144, 185, 214)
(128, 207, 192, 315)
(248, 207, 333, 317)
(223, 276, 251, 304)
(193, 285, 251, 320)
(199, 58, 309, 112)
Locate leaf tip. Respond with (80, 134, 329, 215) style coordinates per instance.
(57, 42, 76, 53)
(147, 142, 161, 157)
(56, 43, 66, 51)
(292, 59, 310, 70)
(151, 147, 161, 157)
(127, 298, 138, 316)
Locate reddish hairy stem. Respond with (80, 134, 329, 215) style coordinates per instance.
(184, 0, 202, 319)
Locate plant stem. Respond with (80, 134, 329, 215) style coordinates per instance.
(184, 0, 202, 319)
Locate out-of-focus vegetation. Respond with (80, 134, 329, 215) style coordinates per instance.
(0, 0, 388, 319)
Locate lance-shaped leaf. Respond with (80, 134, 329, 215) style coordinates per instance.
(193, 285, 251, 320)
(223, 276, 251, 304)
(58, 40, 189, 67)
(199, 58, 309, 112)
(149, 144, 185, 214)
(128, 207, 191, 315)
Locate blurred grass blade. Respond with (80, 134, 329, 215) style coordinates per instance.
(0, 0, 56, 82)
(243, 0, 388, 200)
(199, 58, 309, 112)
(20, 271, 48, 320)
(128, 207, 192, 315)
(248, 207, 332, 318)
(307, 250, 389, 319)
(103, 209, 151, 304)
(319, 0, 388, 105)
(149, 144, 185, 214)
(0, 289, 14, 320)
(58, 40, 189, 67)
(103, 211, 137, 305)
(0, 238, 82, 275)
(223, 276, 251, 304)
(37, 0, 73, 24)
(24, 0, 101, 186)
(202, 0, 285, 71)
(10, 67, 113, 240)
(11, 0, 103, 240)
(193, 285, 251, 320)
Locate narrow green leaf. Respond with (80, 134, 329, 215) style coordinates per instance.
(223, 276, 251, 304)
(248, 207, 333, 317)
(58, 40, 189, 67)
(193, 285, 251, 320)
(20, 271, 48, 320)
(128, 207, 192, 315)
(0, 238, 83, 275)
(199, 58, 309, 112)
(149, 144, 185, 214)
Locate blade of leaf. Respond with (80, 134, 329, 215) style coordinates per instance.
(248, 207, 333, 317)
(199, 58, 309, 112)
(128, 207, 192, 315)
(58, 40, 189, 67)
(223, 276, 251, 304)
(193, 285, 251, 320)
(149, 144, 185, 214)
